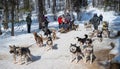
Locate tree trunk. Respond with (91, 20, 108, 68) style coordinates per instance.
(92, 0, 95, 7)
(65, 0, 71, 12)
(3, 0, 9, 30)
(11, 0, 15, 36)
(0, 16, 2, 35)
(47, 0, 50, 8)
(52, 0, 56, 20)
(43, 0, 46, 14)
(38, 0, 44, 29)
(15, 0, 19, 22)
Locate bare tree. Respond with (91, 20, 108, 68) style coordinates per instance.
(3, 0, 9, 30)
(43, 0, 47, 14)
(15, 0, 19, 22)
(38, 0, 44, 29)
(65, 0, 71, 12)
(47, 0, 51, 8)
(10, 0, 16, 36)
(52, 0, 56, 20)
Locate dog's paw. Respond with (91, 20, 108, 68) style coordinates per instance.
(13, 61, 17, 64)
(18, 62, 22, 65)
(90, 62, 92, 64)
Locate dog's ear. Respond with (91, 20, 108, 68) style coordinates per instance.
(9, 45, 12, 48)
(13, 45, 16, 48)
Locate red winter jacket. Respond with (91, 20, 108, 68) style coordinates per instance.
(58, 17, 63, 24)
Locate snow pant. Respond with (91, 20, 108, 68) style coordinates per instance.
(63, 23, 68, 30)
(27, 24, 31, 33)
(59, 23, 63, 29)
(45, 23, 48, 29)
(93, 25, 98, 30)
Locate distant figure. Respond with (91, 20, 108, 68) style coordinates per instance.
(58, 16, 63, 29)
(99, 14, 103, 21)
(43, 15, 49, 29)
(89, 14, 100, 30)
(26, 13, 32, 33)
(62, 16, 69, 30)
(99, 14, 103, 23)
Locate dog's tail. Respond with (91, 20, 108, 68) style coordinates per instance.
(27, 43, 36, 48)
(84, 34, 88, 39)
(76, 37, 79, 39)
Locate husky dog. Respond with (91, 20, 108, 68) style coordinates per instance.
(9, 45, 20, 64)
(72, 24, 79, 31)
(52, 30, 57, 40)
(97, 31, 103, 42)
(46, 36, 53, 51)
(76, 34, 88, 45)
(83, 45, 93, 64)
(9, 45, 32, 65)
(70, 44, 84, 63)
(102, 30, 109, 38)
(43, 28, 52, 37)
(33, 32, 43, 47)
(84, 22, 92, 31)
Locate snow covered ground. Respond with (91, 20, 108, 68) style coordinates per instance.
(0, 7, 120, 69)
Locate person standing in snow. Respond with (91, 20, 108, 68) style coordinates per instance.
(43, 15, 49, 29)
(26, 13, 32, 33)
(99, 14, 103, 21)
(99, 14, 103, 24)
(89, 14, 100, 30)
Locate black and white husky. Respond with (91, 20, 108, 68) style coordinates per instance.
(70, 43, 84, 63)
(46, 36, 53, 51)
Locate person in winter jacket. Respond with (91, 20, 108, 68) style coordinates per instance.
(62, 16, 69, 30)
(26, 13, 32, 33)
(99, 14, 103, 24)
(99, 14, 103, 21)
(58, 16, 63, 29)
(43, 15, 49, 29)
(89, 14, 100, 30)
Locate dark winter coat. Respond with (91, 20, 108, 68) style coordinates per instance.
(99, 15, 103, 21)
(89, 16, 100, 26)
(26, 16, 32, 25)
(43, 17, 49, 28)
